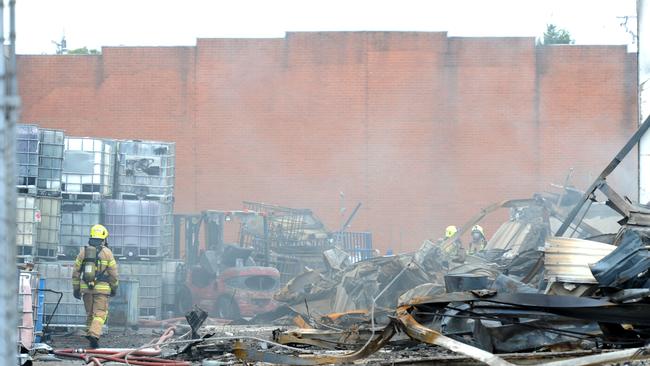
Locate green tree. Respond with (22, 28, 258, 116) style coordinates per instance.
(67, 46, 100, 55)
(539, 24, 574, 45)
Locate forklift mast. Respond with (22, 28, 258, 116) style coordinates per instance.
(173, 210, 266, 267)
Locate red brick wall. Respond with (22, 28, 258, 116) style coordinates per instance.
(17, 32, 638, 253)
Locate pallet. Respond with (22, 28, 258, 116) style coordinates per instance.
(17, 176, 37, 187)
(17, 185, 37, 195)
(112, 246, 162, 260)
(115, 192, 174, 202)
(139, 307, 160, 318)
(36, 189, 62, 198)
(34, 248, 58, 260)
(17, 245, 34, 257)
(61, 192, 104, 201)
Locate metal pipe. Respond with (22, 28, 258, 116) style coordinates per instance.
(556, 114, 650, 237)
(539, 346, 650, 366)
(640, 0, 650, 204)
(338, 202, 362, 232)
(569, 199, 593, 238)
(56, 348, 161, 356)
(0, 0, 19, 362)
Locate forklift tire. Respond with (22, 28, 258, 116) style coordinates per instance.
(216, 296, 240, 320)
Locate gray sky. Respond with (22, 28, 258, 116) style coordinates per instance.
(18, 0, 638, 54)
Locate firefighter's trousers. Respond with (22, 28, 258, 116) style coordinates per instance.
(82, 293, 109, 338)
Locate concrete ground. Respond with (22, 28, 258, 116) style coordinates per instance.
(28, 325, 650, 366)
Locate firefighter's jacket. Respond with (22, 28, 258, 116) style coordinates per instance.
(468, 239, 487, 254)
(72, 246, 119, 295)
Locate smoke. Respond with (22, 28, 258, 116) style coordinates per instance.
(17, 33, 638, 253)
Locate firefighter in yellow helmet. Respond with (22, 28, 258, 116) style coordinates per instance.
(468, 225, 487, 255)
(441, 225, 463, 257)
(72, 224, 119, 349)
(445, 225, 457, 239)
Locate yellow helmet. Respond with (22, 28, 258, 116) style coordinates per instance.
(445, 225, 457, 238)
(90, 224, 109, 240)
(471, 225, 484, 235)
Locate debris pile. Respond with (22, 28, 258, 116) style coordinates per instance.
(222, 182, 650, 365)
(183, 127, 650, 365)
(239, 201, 373, 284)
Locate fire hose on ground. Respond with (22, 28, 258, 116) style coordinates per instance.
(53, 327, 191, 366)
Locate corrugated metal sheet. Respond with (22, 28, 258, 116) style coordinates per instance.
(543, 237, 615, 284)
(484, 221, 532, 254)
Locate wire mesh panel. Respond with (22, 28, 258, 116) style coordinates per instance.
(103, 199, 162, 258)
(241, 202, 308, 248)
(16, 194, 37, 257)
(334, 232, 374, 263)
(37, 128, 64, 196)
(115, 140, 175, 200)
(16, 124, 39, 188)
(35, 196, 61, 259)
(62, 137, 116, 199)
(239, 202, 337, 284)
(59, 200, 101, 259)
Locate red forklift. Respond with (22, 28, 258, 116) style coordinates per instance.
(173, 210, 280, 319)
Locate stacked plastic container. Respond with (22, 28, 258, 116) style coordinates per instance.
(35, 196, 61, 259)
(102, 199, 163, 258)
(59, 137, 116, 259)
(109, 140, 176, 319)
(35, 128, 65, 260)
(37, 129, 65, 196)
(18, 127, 177, 323)
(16, 125, 39, 191)
(16, 125, 65, 261)
(59, 199, 101, 259)
(115, 141, 175, 200)
(16, 195, 38, 257)
(113, 140, 175, 258)
(16, 125, 39, 260)
(62, 137, 116, 199)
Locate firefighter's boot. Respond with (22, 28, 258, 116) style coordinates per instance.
(85, 335, 99, 349)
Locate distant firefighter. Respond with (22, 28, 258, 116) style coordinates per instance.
(441, 225, 462, 257)
(468, 225, 487, 254)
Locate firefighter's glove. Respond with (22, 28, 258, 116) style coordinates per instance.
(110, 287, 117, 297)
(73, 289, 81, 300)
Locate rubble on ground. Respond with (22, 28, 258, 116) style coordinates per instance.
(31, 188, 650, 365)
